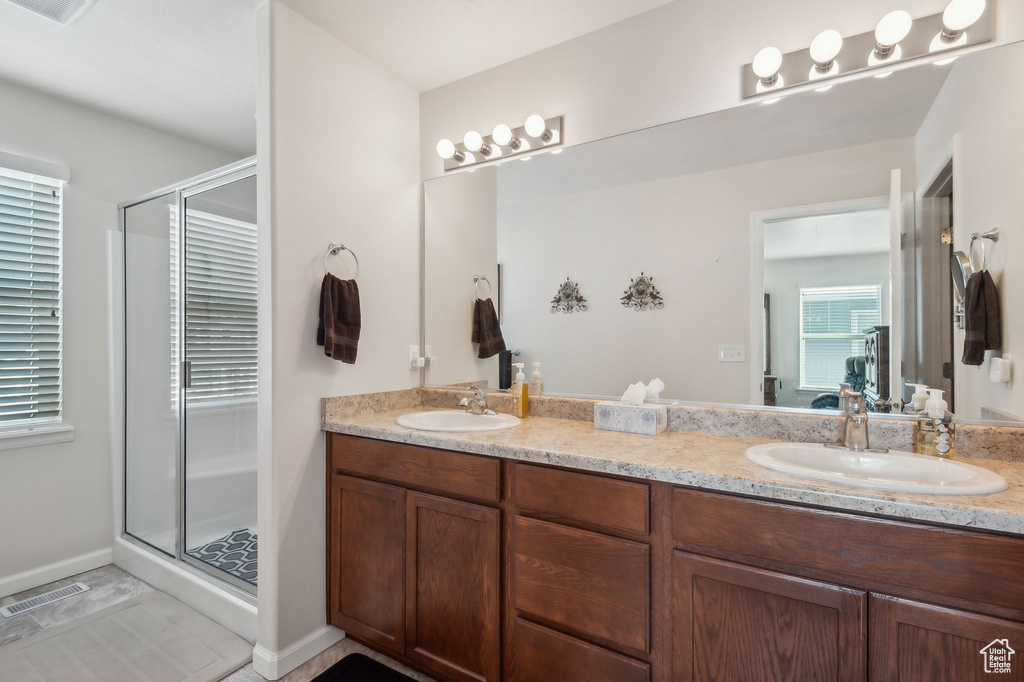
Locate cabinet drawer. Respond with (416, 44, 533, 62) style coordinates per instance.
(329, 433, 500, 503)
(513, 516, 650, 655)
(514, 463, 650, 536)
(513, 619, 650, 682)
(672, 488, 1024, 614)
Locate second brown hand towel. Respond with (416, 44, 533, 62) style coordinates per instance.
(318, 273, 361, 364)
(472, 297, 506, 359)
(962, 270, 1000, 366)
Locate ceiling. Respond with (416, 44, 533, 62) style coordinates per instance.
(0, 0, 258, 157)
(764, 210, 891, 261)
(280, 0, 675, 92)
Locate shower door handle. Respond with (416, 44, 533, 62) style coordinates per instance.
(181, 361, 192, 389)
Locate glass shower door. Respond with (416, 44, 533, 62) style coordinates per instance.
(123, 192, 179, 556)
(181, 173, 259, 591)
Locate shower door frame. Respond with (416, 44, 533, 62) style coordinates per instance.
(119, 156, 258, 600)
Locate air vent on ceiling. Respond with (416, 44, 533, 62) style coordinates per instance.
(6, 0, 97, 25)
(0, 581, 90, 617)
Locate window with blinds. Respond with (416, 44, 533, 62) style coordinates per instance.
(0, 167, 63, 425)
(181, 209, 258, 406)
(799, 285, 881, 390)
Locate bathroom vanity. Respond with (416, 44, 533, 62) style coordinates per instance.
(324, 404, 1024, 682)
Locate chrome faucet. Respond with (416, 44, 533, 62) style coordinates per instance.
(836, 391, 871, 451)
(458, 387, 496, 416)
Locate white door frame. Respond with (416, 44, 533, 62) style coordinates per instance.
(748, 195, 893, 405)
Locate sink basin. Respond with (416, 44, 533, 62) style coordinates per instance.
(745, 443, 1008, 495)
(396, 410, 521, 432)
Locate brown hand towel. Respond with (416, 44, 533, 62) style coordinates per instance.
(962, 270, 1000, 366)
(472, 297, 506, 359)
(317, 274, 361, 364)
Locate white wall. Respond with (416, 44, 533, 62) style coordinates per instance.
(915, 42, 1024, 420)
(258, 0, 420, 666)
(765, 253, 892, 408)
(0, 79, 236, 589)
(424, 169, 499, 387)
(419, 0, 1024, 181)
(492, 138, 914, 403)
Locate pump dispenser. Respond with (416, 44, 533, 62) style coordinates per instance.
(530, 362, 544, 396)
(905, 383, 930, 415)
(916, 388, 956, 458)
(512, 363, 528, 417)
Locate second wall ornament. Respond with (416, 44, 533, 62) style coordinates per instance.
(621, 272, 664, 311)
(550, 277, 588, 313)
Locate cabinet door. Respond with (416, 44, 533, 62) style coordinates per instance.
(406, 492, 501, 682)
(870, 594, 1024, 681)
(672, 552, 866, 682)
(328, 474, 405, 655)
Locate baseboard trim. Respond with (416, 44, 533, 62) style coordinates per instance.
(0, 547, 113, 599)
(253, 625, 345, 680)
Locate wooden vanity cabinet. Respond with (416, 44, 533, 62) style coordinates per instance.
(327, 434, 1024, 682)
(327, 434, 501, 682)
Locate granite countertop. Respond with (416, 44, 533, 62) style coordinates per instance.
(322, 406, 1024, 536)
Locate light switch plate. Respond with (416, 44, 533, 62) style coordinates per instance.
(718, 345, 746, 363)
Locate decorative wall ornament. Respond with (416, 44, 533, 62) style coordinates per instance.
(621, 272, 664, 311)
(550, 277, 588, 314)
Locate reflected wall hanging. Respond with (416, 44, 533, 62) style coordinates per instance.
(621, 272, 664, 311)
(550, 277, 588, 313)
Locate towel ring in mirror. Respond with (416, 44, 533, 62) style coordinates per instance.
(324, 243, 360, 280)
(474, 275, 491, 299)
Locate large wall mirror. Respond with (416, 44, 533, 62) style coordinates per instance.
(424, 39, 1022, 424)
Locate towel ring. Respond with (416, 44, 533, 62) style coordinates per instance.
(474, 275, 491, 299)
(969, 228, 999, 272)
(324, 243, 360, 279)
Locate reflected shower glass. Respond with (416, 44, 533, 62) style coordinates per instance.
(124, 192, 178, 556)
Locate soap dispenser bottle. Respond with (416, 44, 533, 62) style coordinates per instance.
(916, 389, 956, 458)
(529, 362, 544, 397)
(512, 363, 529, 418)
(904, 383, 930, 416)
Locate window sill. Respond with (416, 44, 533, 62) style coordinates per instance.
(0, 424, 74, 451)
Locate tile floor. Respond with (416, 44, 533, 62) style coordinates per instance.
(1, 564, 433, 682)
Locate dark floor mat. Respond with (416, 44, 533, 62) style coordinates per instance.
(311, 653, 419, 682)
(186, 528, 258, 586)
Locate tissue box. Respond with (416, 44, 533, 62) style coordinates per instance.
(594, 401, 667, 436)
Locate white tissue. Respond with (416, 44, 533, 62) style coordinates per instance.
(620, 381, 647, 406)
(645, 378, 665, 401)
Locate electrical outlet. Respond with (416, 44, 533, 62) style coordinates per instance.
(409, 345, 423, 369)
(718, 345, 746, 363)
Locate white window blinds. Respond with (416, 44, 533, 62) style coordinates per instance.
(799, 285, 881, 390)
(0, 167, 63, 424)
(183, 209, 258, 406)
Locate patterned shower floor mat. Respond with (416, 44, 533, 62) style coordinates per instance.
(187, 529, 258, 586)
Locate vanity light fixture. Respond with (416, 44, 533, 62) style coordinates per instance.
(742, 2, 992, 99)
(436, 115, 563, 171)
(809, 30, 843, 79)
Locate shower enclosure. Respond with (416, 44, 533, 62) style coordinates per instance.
(120, 158, 258, 597)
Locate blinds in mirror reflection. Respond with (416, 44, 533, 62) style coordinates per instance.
(799, 285, 881, 391)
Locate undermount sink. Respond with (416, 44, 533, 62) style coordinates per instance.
(396, 410, 521, 432)
(745, 443, 1008, 495)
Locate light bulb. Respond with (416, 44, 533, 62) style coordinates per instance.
(492, 124, 513, 146)
(868, 44, 903, 66)
(463, 130, 483, 152)
(525, 114, 550, 140)
(875, 10, 912, 57)
(810, 30, 843, 70)
(942, 0, 985, 37)
(436, 138, 465, 163)
(752, 46, 782, 84)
